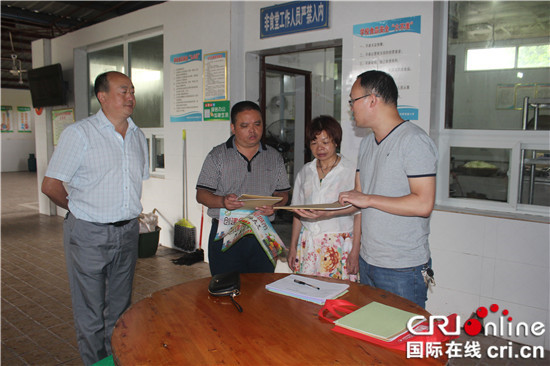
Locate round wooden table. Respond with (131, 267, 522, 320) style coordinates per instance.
(112, 273, 446, 365)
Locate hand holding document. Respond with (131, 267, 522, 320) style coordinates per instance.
(265, 274, 349, 305)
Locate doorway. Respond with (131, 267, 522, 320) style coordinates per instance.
(260, 44, 342, 186)
(257, 43, 343, 232)
(262, 64, 311, 186)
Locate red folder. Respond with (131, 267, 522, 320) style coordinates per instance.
(319, 299, 459, 352)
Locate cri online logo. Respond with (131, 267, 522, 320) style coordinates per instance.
(408, 303, 545, 338)
(464, 303, 545, 337)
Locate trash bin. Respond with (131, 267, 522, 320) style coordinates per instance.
(28, 153, 36, 172)
(138, 226, 160, 258)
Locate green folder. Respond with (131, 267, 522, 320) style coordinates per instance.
(334, 301, 425, 342)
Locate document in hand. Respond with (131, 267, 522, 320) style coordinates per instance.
(237, 194, 283, 210)
(334, 301, 425, 342)
(265, 274, 349, 305)
(274, 202, 352, 211)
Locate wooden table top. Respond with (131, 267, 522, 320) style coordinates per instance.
(112, 273, 447, 365)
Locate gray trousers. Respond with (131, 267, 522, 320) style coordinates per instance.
(63, 212, 138, 366)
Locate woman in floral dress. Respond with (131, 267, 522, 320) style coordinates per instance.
(287, 116, 360, 281)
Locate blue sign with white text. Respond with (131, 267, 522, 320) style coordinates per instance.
(260, 1, 329, 38)
(353, 15, 421, 39)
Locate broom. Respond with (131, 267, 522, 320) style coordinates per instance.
(172, 206, 204, 265)
(172, 129, 204, 265)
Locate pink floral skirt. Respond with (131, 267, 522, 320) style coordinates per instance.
(295, 231, 358, 282)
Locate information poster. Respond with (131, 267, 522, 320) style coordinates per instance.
(52, 108, 75, 146)
(17, 106, 32, 132)
(204, 101, 230, 121)
(353, 15, 422, 120)
(170, 50, 203, 122)
(204, 51, 227, 102)
(1, 106, 13, 132)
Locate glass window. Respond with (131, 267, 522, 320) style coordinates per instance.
(87, 45, 123, 115)
(129, 35, 163, 128)
(447, 1, 549, 131)
(518, 45, 550, 69)
(450, 147, 510, 202)
(519, 149, 550, 206)
(438, 1, 550, 216)
(152, 135, 164, 171)
(466, 47, 515, 71)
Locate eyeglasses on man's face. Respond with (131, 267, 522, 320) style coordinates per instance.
(348, 93, 372, 107)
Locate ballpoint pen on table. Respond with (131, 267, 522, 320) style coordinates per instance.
(294, 279, 320, 290)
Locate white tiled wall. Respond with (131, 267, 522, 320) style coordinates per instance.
(428, 210, 549, 350)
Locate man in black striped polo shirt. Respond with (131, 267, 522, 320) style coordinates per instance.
(196, 101, 291, 275)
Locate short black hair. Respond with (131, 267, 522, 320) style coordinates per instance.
(230, 101, 262, 125)
(306, 115, 342, 148)
(356, 70, 399, 106)
(93, 72, 111, 101)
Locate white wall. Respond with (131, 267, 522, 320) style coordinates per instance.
(33, 1, 549, 350)
(1, 89, 35, 172)
(429, 210, 549, 348)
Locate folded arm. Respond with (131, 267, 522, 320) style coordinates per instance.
(41, 177, 69, 210)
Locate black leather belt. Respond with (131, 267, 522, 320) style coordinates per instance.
(109, 219, 133, 227)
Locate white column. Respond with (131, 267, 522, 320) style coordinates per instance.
(32, 39, 56, 216)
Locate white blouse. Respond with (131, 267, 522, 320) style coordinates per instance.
(291, 154, 357, 236)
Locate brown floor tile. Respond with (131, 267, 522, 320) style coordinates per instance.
(1, 319, 24, 339)
(57, 357, 85, 366)
(1, 347, 27, 366)
(48, 323, 78, 348)
(2, 335, 38, 355)
(18, 347, 60, 365)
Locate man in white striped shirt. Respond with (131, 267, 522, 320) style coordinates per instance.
(42, 71, 149, 365)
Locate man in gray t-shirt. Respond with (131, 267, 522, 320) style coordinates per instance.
(339, 70, 438, 308)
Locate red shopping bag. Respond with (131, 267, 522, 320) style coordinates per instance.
(319, 299, 459, 352)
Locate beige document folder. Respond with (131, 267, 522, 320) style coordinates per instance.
(274, 202, 352, 211)
(237, 194, 283, 210)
